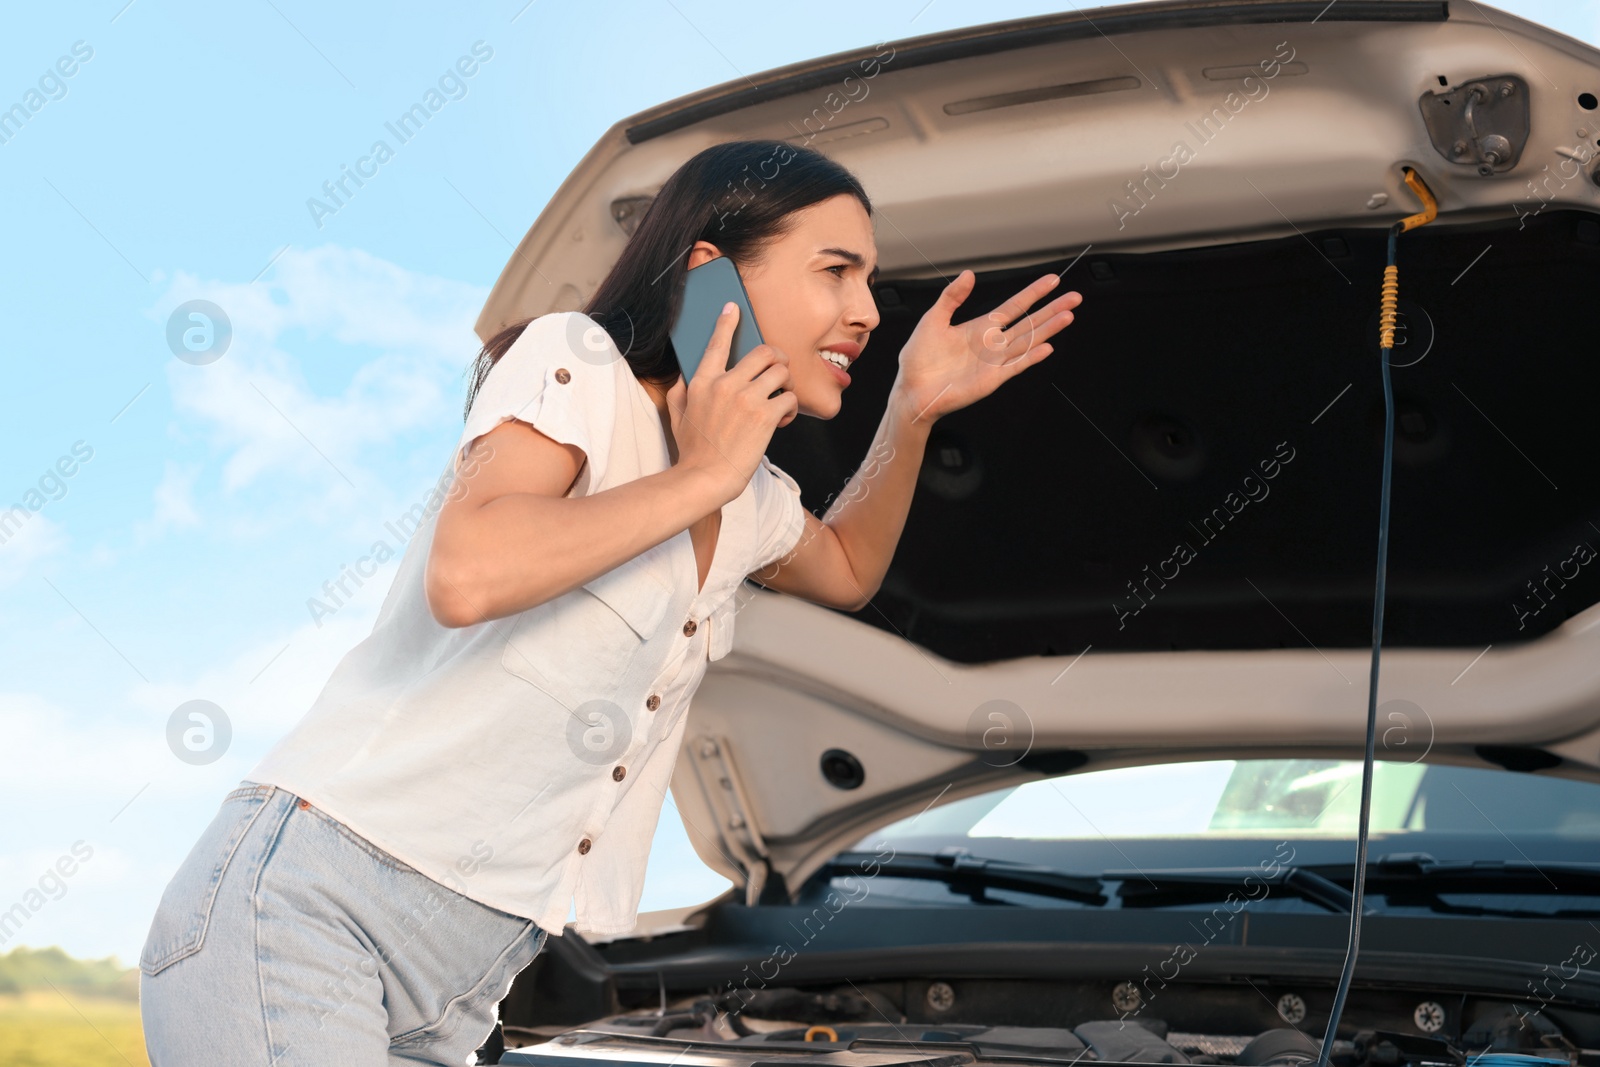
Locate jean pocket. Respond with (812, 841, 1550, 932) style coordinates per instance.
(139, 785, 274, 976)
(391, 919, 547, 1048)
(299, 802, 420, 875)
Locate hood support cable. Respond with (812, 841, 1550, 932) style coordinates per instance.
(1316, 165, 1438, 1067)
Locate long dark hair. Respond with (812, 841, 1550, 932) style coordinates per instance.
(463, 139, 872, 419)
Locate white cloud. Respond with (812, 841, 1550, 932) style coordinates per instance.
(0, 587, 395, 961)
(124, 596, 390, 742)
(153, 244, 487, 515)
(83, 543, 120, 568)
(131, 460, 203, 547)
(0, 575, 386, 799)
(0, 691, 159, 800)
(0, 511, 68, 588)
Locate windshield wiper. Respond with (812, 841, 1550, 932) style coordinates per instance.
(1364, 853, 1600, 916)
(1104, 865, 1353, 913)
(822, 853, 1340, 910)
(818, 853, 1600, 916)
(822, 848, 1108, 906)
(1101, 857, 1600, 917)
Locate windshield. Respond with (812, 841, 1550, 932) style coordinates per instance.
(871, 758, 1600, 841)
(840, 759, 1600, 915)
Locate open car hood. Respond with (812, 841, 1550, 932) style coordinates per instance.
(474, 0, 1600, 921)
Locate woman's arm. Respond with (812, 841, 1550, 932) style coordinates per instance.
(752, 270, 1082, 611)
(750, 391, 930, 610)
(430, 307, 795, 629)
(425, 419, 727, 628)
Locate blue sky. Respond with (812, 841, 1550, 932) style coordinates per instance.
(3, 0, 1598, 967)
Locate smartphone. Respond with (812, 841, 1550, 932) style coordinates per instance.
(669, 255, 765, 384)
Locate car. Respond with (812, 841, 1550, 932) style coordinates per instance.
(466, 1, 1600, 1064)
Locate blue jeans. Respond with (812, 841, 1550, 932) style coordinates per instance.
(140, 783, 549, 1066)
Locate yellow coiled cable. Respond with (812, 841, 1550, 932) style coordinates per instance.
(1379, 167, 1438, 349)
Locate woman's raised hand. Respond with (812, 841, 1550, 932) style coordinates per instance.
(893, 270, 1083, 424)
(666, 302, 799, 502)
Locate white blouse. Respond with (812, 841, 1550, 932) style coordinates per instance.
(247, 311, 808, 939)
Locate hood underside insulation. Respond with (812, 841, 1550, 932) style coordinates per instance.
(766, 208, 1600, 663)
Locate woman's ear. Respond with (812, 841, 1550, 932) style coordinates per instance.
(685, 240, 723, 270)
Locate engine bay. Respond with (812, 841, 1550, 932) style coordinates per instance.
(495, 974, 1598, 1067)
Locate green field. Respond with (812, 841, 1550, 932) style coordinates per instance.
(0, 990, 150, 1067)
(0, 947, 148, 1066)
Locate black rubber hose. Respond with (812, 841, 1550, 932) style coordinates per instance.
(1316, 220, 1401, 1067)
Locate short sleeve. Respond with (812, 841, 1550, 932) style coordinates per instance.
(749, 455, 808, 573)
(454, 312, 619, 497)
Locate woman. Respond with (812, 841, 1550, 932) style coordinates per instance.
(139, 139, 1082, 1065)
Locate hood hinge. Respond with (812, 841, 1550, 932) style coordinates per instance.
(687, 734, 774, 905)
(1418, 74, 1530, 176)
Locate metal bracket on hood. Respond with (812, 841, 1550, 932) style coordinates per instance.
(610, 196, 654, 238)
(686, 735, 772, 905)
(1418, 74, 1530, 176)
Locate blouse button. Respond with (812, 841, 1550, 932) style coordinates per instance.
(646, 694, 661, 711)
(577, 837, 592, 855)
(612, 766, 626, 782)
(555, 367, 571, 384)
(682, 618, 697, 637)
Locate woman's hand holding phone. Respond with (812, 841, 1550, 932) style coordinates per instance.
(665, 303, 799, 503)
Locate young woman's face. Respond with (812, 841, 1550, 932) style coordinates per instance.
(685, 193, 880, 426)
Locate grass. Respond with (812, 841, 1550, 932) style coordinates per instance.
(0, 989, 150, 1067)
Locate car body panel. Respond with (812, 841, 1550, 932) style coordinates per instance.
(472, 0, 1600, 923)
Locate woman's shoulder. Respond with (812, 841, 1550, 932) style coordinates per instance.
(456, 310, 631, 485)
(478, 311, 629, 399)
(500, 310, 610, 367)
